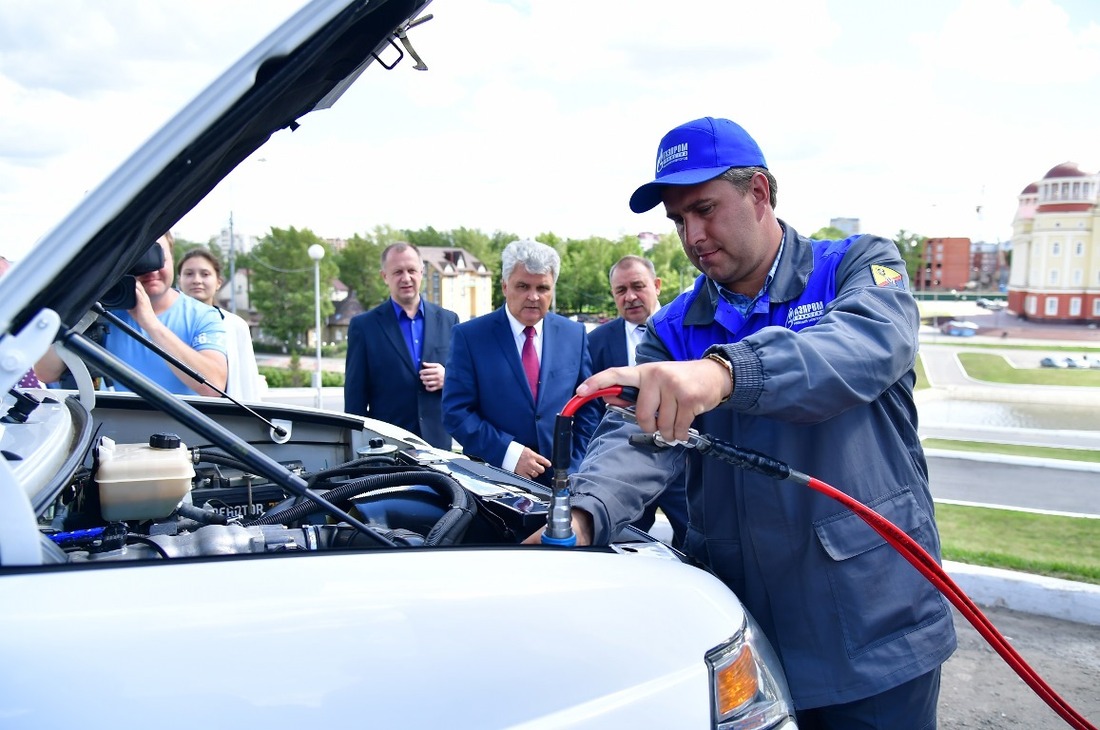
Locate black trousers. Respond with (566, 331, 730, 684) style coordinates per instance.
(795, 667, 941, 730)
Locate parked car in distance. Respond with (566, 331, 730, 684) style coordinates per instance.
(1039, 356, 1068, 368)
(940, 320, 979, 336)
(976, 298, 1007, 311)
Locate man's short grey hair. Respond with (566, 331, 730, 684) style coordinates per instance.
(608, 254, 656, 285)
(719, 166, 778, 209)
(501, 239, 560, 282)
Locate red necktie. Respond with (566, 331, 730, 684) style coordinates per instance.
(522, 326, 539, 400)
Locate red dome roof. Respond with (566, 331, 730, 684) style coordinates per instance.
(1020, 182, 1038, 194)
(1042, 162, 1088, 179)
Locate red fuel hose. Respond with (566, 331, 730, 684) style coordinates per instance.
(802, 473, 1095, 730)
(557, 386, 1096, 730)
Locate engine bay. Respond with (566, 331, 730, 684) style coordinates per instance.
(4, 389, 669, 567)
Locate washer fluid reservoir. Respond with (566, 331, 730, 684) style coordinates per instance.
(96, 433, 195, 521)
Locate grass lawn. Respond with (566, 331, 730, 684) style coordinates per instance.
(915, 356, 929, 390)
(924, 339, 1100, 354)
(916, 348, 1100, 582)
(935, 503, 1100, 585)
(922, 438, 1100, 463)
(956, 352, 1100, 386)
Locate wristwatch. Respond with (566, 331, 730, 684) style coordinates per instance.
(704, 352, 734, 404)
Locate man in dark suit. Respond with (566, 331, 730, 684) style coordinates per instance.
(443, 239, 600, 485)
(589, 255, 663, 371)
(588, 255, 687, 547)
(344, 242, 459, 449)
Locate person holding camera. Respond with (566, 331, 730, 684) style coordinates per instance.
(37, 233, 227, 396)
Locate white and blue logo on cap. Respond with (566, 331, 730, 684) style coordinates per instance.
(629, 117, 767, 213)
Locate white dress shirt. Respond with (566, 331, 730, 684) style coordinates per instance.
(502, 308, 544, 472)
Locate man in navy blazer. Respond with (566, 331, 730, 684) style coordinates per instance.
(344, 243, 459, 449)
(588, 255, 687, 546)
(443, 240, 600, 485)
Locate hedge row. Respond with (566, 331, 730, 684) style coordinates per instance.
(259, 366, 345, 388)
(253, 342, 349, 358)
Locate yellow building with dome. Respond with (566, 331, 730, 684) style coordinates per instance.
(1008, 162, 1100, 323)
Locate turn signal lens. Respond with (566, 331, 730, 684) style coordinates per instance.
(706, 615, 795, 729)
(714, 644, 758, 716)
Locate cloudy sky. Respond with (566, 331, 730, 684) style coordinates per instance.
(2, 0, 1098, 260)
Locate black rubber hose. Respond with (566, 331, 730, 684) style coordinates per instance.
(699, 439, 791, 480)
(245, 470, 476, 546)
(194, 450, 252, 473)
(175, 502, 229, 526)
(259, 465, 429, 520)
(304, 463, 421, 488)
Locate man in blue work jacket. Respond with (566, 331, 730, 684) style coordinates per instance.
(527, 117, 956, 729)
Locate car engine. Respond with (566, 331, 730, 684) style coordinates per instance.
(6, 390, 589, 566)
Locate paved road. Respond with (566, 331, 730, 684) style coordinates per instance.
(940, 605, 1100, 729)
(927, 456, 1099, 516)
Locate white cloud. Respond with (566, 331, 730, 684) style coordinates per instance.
(916, 0, 1100, 84)
(1, 0, 1098, 260)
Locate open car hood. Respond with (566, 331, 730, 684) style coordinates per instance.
(2, 0, 431, 338)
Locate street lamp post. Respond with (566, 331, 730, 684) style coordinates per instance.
(307, 244, 326, 409)
(227, 211, 237, 314)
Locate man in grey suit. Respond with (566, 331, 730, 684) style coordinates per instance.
(344, 242, 459, 449)
(588, 255, 687, 546)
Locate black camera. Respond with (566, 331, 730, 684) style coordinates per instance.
(99, 242, 165, 310)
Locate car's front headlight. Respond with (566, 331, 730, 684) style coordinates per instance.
(706, 614, 797, 729)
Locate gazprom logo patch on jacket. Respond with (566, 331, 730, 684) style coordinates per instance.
(656, 143, 689, 174)
(871, 265, 905, 289)
(786, 301, 825, 329)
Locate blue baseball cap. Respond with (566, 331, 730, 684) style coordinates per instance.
(629, 117, 768, 213)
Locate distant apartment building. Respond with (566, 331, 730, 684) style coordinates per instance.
(916, 237, 971, 291)
(970, 241, 1005, 290)
(215, 222, 260, 257)
(830, 217, 860, 236)
(1008, 162, 1100, 323)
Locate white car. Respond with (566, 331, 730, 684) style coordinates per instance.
(0, 1, 796, 728)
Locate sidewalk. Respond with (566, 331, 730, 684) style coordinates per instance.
(945, 561, 1100, 626)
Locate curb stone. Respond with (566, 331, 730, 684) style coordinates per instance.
(945, 561, 1100, 626)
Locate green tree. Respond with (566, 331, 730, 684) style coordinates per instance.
(646, 233, 694, 303)
(335, 233, 385, 308)
(809, 226, 848, 240)
(403, 225, 452, 249)
(558, 235, 638, 312)
(249, 227, 338, 352)
(894, 229, 926, 284)
(447, 227, 503, 272)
